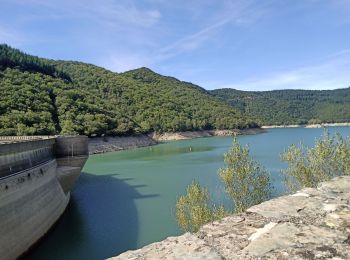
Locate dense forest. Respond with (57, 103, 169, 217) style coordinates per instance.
(211, 88, 350, 125)
(0, 44, 255, 136)
(1, 44, 349, 136)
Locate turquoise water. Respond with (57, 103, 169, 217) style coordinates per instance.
(26, 127, 350, 259)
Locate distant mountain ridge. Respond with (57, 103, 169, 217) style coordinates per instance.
(0, 44, 254, 136)
(210, 88, 350, 125)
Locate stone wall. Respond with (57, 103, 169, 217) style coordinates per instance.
(111, 176, 350, 260)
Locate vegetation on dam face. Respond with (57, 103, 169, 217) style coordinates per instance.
(1, 44, 350, 137)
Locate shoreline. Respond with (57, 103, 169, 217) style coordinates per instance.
(88, 123, 350, 154)
(88, 128, 266, 155)
(88, 135, 157, 155)
(261, 122, 350, 129)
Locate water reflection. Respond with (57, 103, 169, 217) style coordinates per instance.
(25, 173, 159, 260)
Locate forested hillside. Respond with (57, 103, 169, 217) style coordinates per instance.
(0, 44, 254, 136)
(1, 44, 348, 136)
(211, 88, 350, 125)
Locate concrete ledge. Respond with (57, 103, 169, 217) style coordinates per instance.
(111, 176, 350, 260)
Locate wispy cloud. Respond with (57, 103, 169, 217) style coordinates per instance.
(155, 0, 270, 61)
(4, 0, 162, 28)
(84, 0, 161, 28)
(155, 15, 233, 60)
(1, 0, 163, 68)
(0, 26, 24, 46)
(0, 0, 272, 72)
(4, 0, 347, 93)
(96, 1, 272, 72)
(217, 50, 350, 91)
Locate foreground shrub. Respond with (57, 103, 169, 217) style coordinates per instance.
(176, 131, 349, 233)
(176, 138, 272, 232)
(281, 130, 350, 192)
(176, 181, 226, 232)
(218, 139, 272, 213)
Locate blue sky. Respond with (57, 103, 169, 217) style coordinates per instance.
(1, 0, 350, 91)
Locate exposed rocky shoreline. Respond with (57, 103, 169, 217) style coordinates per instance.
(262, 122, 350, 129)
(111, 176, 350, 260)
(88, 135, 157, 154)
(150, 128, 266, 142)
(88, 128, 266, 154)
(88, 123, 350, 154)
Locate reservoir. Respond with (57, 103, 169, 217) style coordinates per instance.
(26, 127, 350, 260)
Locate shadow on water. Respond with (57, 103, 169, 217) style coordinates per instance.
(24, 172, 159, 260)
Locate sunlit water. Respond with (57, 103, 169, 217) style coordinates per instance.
(26, 127, 350, 259)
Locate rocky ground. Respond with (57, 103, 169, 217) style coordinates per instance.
(110, 176, 350, 260)
(262, 123, 350, 129)
(88, 135, 157, 154)
(150, 129, 264, 142)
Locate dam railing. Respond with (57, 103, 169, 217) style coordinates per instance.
(0, 136, 56, 144)
(0, 135, 89, 179)
(0, 158, 55, 181)
(0, 149, 55, 179)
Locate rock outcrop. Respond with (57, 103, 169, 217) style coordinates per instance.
(111, 176, 350, 259)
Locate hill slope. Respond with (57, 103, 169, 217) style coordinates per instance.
(0, 44, 254, 136)
(211, 88, 350, 125)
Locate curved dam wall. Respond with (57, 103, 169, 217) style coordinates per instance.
(0, 136, 88, 260)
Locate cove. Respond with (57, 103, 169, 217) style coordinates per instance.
(25, 127, 350, 260)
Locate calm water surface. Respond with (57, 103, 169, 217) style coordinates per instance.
(26, 127, 350, 259)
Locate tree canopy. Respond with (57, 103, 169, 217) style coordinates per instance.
(0, 44, 255, 136)
(211, 88, 350, 125)
(1, 44, 348, 136)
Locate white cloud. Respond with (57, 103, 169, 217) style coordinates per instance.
(155, 0, 269, 61)
(217, 50, 350, 91)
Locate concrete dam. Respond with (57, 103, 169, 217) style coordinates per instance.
(0, 136, 89, 260)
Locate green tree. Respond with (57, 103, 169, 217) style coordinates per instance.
(281, 130, 350, 192)
(61, 119, 76, 135)
(211, 88, 350, 126)
(176, 181, 226, 232)
(218, 139, 272, 213)
(0, 44, 257, 136)
(176, 139, 272, 232)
